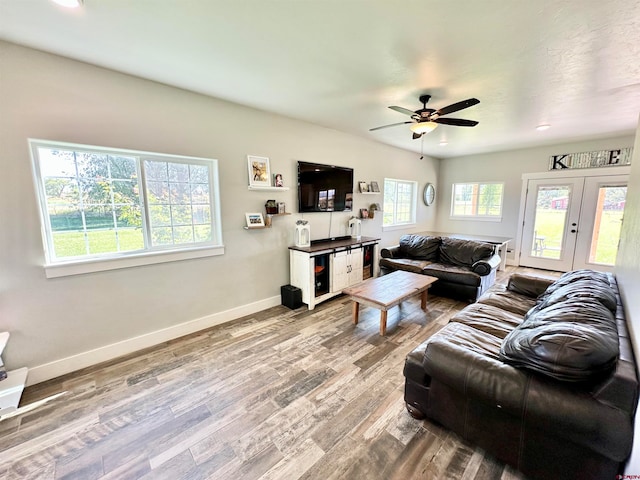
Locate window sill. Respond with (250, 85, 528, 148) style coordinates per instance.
(449, 216, 503, 222)
(44, 245, 225, 278)
(382, 222, 417, 232)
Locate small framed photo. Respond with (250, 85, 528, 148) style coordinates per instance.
(245, 212, 265, 228)
(360, 208, 369, 219)
(359, 181, 369, 193)
(345, 193, 353, 211)
(274, 173, 284, 187)
(248, 155, 271, 187)
(370, 181, 380, 193)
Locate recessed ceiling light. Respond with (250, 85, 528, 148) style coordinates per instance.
(536, 124, 551, 131)
(52, 0, 83, 8)
(439, 141, 448, 146)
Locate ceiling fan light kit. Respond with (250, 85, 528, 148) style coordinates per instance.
(371, 94, 480, 140)
(410, 122, 438, 134)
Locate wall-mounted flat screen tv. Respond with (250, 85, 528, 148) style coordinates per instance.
(297, 161, 353, 213)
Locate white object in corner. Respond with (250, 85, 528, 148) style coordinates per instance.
(0, 332, 29, 419)
(295, 222, 311, 247)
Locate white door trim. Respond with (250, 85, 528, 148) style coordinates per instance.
(515, 166, 631, 268)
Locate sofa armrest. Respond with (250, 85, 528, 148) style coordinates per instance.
(507, 273, 555, 298)
(472, 253, 501, 275)
(380, 245, 401, 259)
(423, 323, 529, 414)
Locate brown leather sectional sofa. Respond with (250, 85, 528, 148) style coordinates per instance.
(379, 234, 501, 301)
(403, 270, 638, 479)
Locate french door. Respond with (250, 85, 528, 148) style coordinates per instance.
(519, 174, 627, 272)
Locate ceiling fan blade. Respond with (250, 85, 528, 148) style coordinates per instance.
(389, 106, 418, 117)
(369, 121, 412, 131)
(434, 98, 480, 117)
(434, 117, 479, 127)
(412, 132, 423, 140)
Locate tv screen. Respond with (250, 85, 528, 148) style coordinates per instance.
(298, 161, 353, 213)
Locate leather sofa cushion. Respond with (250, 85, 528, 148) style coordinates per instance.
(450, 302, 524, 339)
(399, 234, 441, 260)
(439, 237, 494, 268)
(507, 273, 555, 298)
(379, 257, 431, 274)
(423, 322, 528, 408)
(541, 269, 610, 297)
(477, 285, 538, 316)
(536, 280, 618, 313)
(422, 263, 480, 286)
(500, 297, 619, 382)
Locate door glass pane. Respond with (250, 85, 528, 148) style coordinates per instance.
(589, 185, 626, 265)
(530, 185, 570, 259)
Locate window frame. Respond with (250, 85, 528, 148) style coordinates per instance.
(382, 178, 418, 230)
(450, 181, 504, 221)
(29, 139, 224, 278)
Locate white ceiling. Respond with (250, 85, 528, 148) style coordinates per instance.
(1, 0, 640, 158)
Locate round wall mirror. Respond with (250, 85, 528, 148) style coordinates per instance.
(423, 183, 436, 206)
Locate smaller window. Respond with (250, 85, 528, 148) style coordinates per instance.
(451, 182, 504, 220)
(383, 178, 417, 228)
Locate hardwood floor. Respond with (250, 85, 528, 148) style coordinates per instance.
(0, 267, 545, 480)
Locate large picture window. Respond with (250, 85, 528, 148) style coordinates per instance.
(451, 182, 504, 219)
(383, 178, 417, 228)
(30, 140, 223, 277)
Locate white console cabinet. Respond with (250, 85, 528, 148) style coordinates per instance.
(289, 237, 379, 310)
(331, 248, 363, 292)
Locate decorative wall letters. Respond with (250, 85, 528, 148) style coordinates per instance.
(548, 148, 633, 170)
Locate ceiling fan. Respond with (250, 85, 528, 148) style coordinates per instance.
(370, 95, 480, 139)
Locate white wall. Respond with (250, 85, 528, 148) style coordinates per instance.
(0, 41, 440, 383)
(617, 116, 640, 474)
(435, 136, 635, 263)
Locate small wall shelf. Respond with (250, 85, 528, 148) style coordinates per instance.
(243, 212, 291, 229)
(248, 186, 290, 192)
(361, 192, 380, 195)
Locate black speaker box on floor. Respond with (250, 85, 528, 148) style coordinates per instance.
(281, 284, 303, 309)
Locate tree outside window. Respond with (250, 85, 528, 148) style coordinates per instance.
(30, 140, 222, 264)
(451, 182, 504, 219)
(383, 178, 417, 227)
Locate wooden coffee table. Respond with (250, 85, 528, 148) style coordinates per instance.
(342, 270, 438, 335)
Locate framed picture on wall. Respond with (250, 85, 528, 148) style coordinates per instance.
(359, 182, 369, 193)
(248, 155, 271, 187)
(370, 181, 380, 192)
(245, 212, 265, 228)
(274, 173, 284, 187)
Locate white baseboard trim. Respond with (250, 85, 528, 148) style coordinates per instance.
(27, 295, 282, 386)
